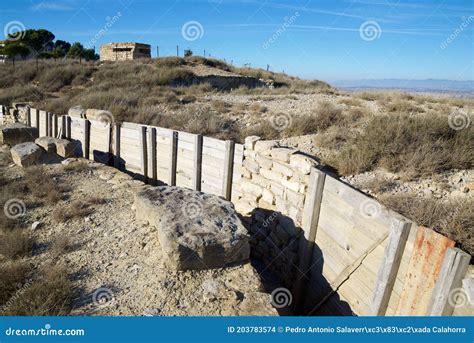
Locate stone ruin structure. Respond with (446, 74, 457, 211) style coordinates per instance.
(100, 42, 151, 61)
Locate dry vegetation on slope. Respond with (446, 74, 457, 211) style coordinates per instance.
(0, 57, 472, 254)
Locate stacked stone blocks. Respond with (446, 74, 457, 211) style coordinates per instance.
(236, 136, 320, 285)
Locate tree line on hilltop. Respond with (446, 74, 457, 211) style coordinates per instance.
(0, 29, 98, 66)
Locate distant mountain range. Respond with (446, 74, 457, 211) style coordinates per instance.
(329, 79, 474, 97)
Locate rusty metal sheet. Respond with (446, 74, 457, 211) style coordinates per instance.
(395, 226, 455, 315)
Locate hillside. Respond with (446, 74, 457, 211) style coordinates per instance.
(0, 57, 473, 255)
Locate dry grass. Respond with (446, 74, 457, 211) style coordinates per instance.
(327, 113, 473, 178)
(248, 102, 267, 113)
(23, 166, 66, 204)
(3, 264, 73, 316)
(0, 229, 33, 259)
(381, 195, 473, 255)
(51, 235, 71, 256)
(211, 100, 229, 113)
(62, 161, 89, 173)
(52, 197, 105, 223)
(0, 262, 32, 305)
(360, 178, 397, 193)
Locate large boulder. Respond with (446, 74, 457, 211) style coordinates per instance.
(34, 137, 75, 158)
(134, 186, 250, 271)
(10, 142, 43, 167)
(0, 123, 39, 146)
(55, 139, 75, 158)
(35, 136, 57, 153)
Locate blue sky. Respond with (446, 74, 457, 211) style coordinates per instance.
(1, 0, 473, 81)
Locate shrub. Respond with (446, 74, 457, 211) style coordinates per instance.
(310, 101, 344, 131)
(0, 229, 33, 259)
(381, 195, 473, 255)
(0, 85, 44, 105)
(155, 57, 185, 68)
(4, 264, 73, 316)
(328, 113, 473, 177)
(0, 262, 31, 305)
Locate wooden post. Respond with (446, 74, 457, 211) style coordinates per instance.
(428, 247, 470, 316)
(84, 119, 90, 159)
(35, 109, 40, 131)
(369, 218, 412, 316)
(149, 128, 157, 185)
(45, 112, 50, 137)
(169, 131, 178, 186)
(53, 114, 58, 138)
(113, 123, 121, 170)
(26, 107, 31, 126)
(139, 126, 148, 183)
(61, 116, 67, 139)
(222, 140, 235, 200)
(66, 116, 71, 139)
(294, 167, 326, 307)
(193, 134, 203, 191)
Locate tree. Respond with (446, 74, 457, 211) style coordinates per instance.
(54, 40, 71, 55)
(82, 48, 99, 61)
(19, 29, 55, 57)
(1, 41, 30, 68)
(184, 49, 193, 57)
(67, 42, 84, 62)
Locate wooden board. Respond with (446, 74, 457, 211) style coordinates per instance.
(394, 226, 455, 316)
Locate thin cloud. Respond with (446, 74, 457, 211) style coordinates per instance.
(31, 2, 75, 11)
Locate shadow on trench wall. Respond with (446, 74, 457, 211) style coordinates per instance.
(239, 208, 354, 316)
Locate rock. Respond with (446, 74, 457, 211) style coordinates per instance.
(55, 139, 75, 158)
(85, 109, 113, 123)
(244, 136, 261, 150)
(289, 153, 318, 174)
(0, 123, 39, 146)
(270, 147, 297, 163)
(31, 221, 41, 230)
(68, 105, 86, 118)
(62, 157, 80, 166)
(133, 186, 250, 271)
(10, 142, 43, 167)
(254, 140, 278, 153)
(35, 137, 57, 153)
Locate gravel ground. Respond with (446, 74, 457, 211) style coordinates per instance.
(0, 146, 278, 316)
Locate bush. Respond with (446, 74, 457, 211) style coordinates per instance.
(3, 264, 73, 316)
(328, 113, 473, 177)
(381, 195, 473, 256)
(0, 229, 33, 259)
(0, 85, 43, 105)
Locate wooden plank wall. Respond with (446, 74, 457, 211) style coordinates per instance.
(15, 108, 472, 317)
(55, 116, 242, 198)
